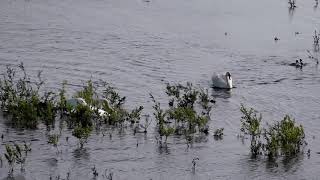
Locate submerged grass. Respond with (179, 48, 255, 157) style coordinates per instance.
(0, 63, 311, 178)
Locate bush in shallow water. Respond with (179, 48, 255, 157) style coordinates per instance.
(263, 115, 305, 159)
(0, 63, 57, 129)
(72, 125, 92, 148)
(240, 105, 306, 159)
(100, 84, 143, 126)
(240, 104, 263, 157)
(150, 82, 215, 143)
(68, 103, 94, 147)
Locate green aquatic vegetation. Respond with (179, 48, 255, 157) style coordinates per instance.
(240, 104, 262, 157)
(72, 125, 92, 148)
(102, 85, 126, 108)
(160, 126, 175, 142)
(150, 83, 215, 143)
(75, 80, 101, 109)
(240, 105, 306, 160)
(140, 115, 152, 133)
(263, 115, 305, 159)
(277, 115, 305, 156)
(0, 63, 58, 129)
(4, 143, 29, 176)
(39, 92, 57, 127)
(58, 80, 68, 116)
(198, 88, 214, 115)
(128, 106, 144, 124)
(48, 133, 60, 148)
(101, 84, 143, 126)
(68, 104, 94, 148)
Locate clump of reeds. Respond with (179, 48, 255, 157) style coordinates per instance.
(3, 142, 31, 177)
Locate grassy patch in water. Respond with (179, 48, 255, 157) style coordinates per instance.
(240, 104, 306, 160)
(0, 63, 145, 148)
(150, 82, 215, 144)
(0, 63, 57, 129)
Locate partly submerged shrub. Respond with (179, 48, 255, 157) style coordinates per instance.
(240, 105, 306, 160)
(263, 115, 305, 159)
(72, 125, 92, 148)
(0, 63, 57, 129)
(100, 84, 143, 126)
(151, 82, 215, 143)
(240, 104, 263, 157)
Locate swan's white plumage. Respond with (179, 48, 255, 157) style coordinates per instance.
(66, 98, 109, 117)
(212, 72, 233, 89)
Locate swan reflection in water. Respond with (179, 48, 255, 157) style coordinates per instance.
(211, 87, 232, 99)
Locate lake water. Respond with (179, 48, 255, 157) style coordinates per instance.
(0, 0, 320, 179)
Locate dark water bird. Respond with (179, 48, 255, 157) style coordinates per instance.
(289, 59, 305, 68)
(299, 59, 304, 66)
(274, 37, 280, 41)
(289, 60, 299, 67)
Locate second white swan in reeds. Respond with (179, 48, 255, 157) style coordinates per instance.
(212, 72, 233, 89)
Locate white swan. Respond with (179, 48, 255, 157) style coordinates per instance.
(212, 72, 233, 89)
(66, 98, 109, 117)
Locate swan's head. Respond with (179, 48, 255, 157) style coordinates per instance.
(226, 72, 232, 80)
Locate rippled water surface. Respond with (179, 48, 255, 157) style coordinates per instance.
(1, 0, 320, 179)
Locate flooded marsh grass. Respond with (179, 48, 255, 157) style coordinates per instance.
(1, 0, 320, 179)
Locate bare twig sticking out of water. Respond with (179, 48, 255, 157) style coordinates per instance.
(103, 169, 114, 180)
(307, 149, 311, 158)
(192, 157, 199, 173)
(306, 50, 319, 64)
(0, 155, 3, 168)
(314, 30, 320, 45)
(288, 0, 297, 9)
(313, 30, 320, 52)
(66, 170, 71, 180)
(92, 165, 98, 177)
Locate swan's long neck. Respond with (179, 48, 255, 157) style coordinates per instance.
(226, 76, 232, 89)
